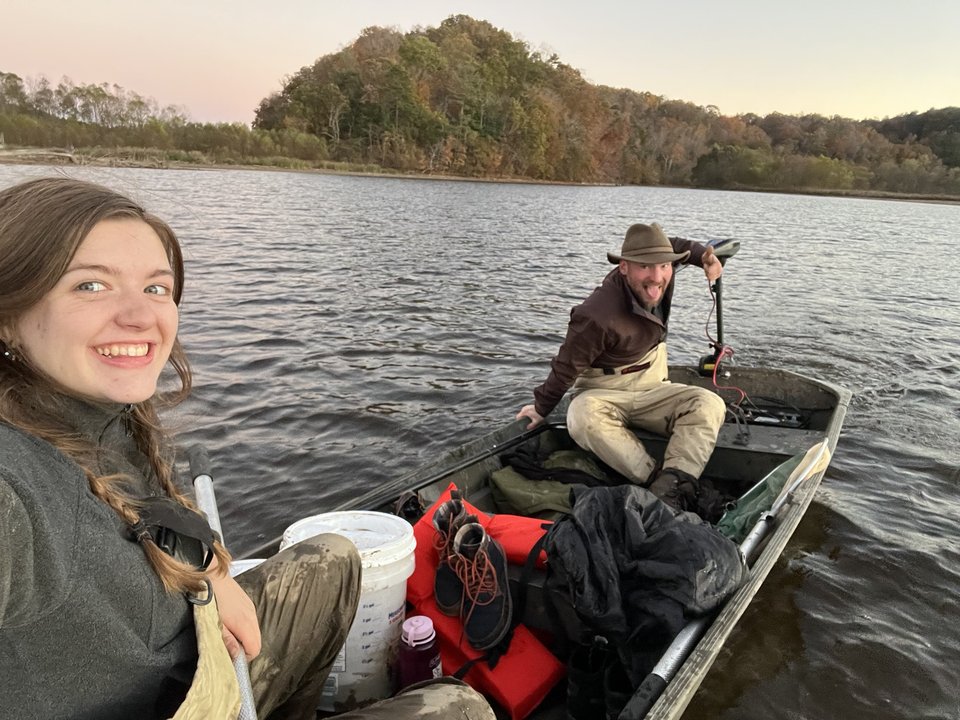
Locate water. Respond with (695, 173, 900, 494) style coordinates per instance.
(2, 165, 958, 719)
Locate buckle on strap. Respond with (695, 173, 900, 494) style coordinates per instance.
(601, 361, 652, 376)
(130, 497, 218, 570)
(187, 578, 214, 606)
(620, 361, 651, 375)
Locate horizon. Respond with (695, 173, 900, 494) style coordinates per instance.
(6, 1, 959, 126)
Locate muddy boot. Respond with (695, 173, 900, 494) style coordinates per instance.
(648, 468, 700, 512)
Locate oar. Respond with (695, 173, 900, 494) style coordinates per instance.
(189, 446, 259, 720)
(617, 441, 831, 720)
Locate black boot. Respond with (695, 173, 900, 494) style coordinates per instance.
(452, 522, 513, 650)
(431, 491, 472, 616)
(648, 468, 700, 512)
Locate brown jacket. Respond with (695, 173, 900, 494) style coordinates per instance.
(533, 237, 709, 417)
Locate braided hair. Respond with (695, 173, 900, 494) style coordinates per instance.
(0, 177, 230, 594)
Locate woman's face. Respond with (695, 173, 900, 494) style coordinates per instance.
(14, 218, 180, 404)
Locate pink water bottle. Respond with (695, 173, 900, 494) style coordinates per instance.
(396, 615, 442, 690)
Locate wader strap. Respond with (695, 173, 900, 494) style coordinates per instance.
(517, 527, 575, 658)
(132, 497, 219, 569)
(452, 625, 515, 678)
(601, 361, 652, 376)
(515, 529, 549, 624)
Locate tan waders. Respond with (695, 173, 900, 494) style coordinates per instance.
(566, 343, 726, 483)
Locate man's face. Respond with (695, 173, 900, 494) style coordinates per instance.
(619, 259, 673, 310)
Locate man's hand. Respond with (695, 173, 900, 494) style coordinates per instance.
(208, 560, 261, 661)
(516, 404, 544, 429)
(701, 246, 723, 282)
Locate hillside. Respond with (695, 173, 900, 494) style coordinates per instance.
(2, 15, 959, 196)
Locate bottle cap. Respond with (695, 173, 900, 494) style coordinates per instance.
(401, 615, 436, 646)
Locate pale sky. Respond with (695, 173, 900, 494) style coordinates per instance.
(5, 0, 958, 125)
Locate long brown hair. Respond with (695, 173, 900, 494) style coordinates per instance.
(0, 177, 230, 593)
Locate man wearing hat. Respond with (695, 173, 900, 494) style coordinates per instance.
(516, 223, 726, 512)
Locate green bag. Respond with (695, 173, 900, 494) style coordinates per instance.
(542, 450, 608, 481)
(489, 466, 572, 518)
(716, 451, 805, 542)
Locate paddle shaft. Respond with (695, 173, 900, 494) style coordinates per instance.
(189, 447, 259, 720)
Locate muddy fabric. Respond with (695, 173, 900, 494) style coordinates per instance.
(0, 394, 493, 720)
(566, 343, 727, 482)
(234, 533, 362, 720)
(180, 533, 496, 720)
(331, 678, 495, 720)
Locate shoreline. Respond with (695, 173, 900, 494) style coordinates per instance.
(2, 147, 958, 205)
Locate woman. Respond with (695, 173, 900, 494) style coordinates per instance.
(0, 177, 493, 720)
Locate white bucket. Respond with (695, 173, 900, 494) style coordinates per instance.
(228, 558, 266, 578)
(280, 511, 416, 711)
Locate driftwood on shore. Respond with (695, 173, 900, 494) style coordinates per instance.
(0, 147, 168, 168)
(0, 148, 80, 164)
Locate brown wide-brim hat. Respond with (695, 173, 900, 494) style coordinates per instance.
(607, 223, 690, 265)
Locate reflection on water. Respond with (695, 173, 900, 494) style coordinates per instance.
(2, 165, 958, 720)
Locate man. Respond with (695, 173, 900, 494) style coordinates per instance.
(516, 222, 727, 512)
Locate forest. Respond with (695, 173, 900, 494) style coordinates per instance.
(3, 15, 959, 196)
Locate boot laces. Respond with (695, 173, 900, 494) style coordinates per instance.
(457, 542, 499, 607)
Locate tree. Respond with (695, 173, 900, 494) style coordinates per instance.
(0, 72, 29, 113)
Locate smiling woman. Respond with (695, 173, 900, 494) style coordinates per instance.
(14, 217, 180, 404)
(0, 177, 494, 720)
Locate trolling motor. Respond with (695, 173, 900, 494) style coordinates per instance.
(697, 237, 741, 377)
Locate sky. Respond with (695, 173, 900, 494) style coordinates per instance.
(5, 0, 959, 125)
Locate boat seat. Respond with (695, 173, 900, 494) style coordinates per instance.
(714, 423, 824, 455)
(628, 422, 826, 482)
(631, 422, 823, 456)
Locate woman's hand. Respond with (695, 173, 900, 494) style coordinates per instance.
(207, 559, 261, 660)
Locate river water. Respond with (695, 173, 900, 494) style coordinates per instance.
(2, 164, 958, 720)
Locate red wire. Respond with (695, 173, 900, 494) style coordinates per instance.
(704, 277, 747, 407)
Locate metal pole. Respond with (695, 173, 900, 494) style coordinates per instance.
(189, 447, 259, 720)
(713, 276, 725, 349)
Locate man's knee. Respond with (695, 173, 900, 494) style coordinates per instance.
(701, 390, 727, 428)
(389, 679, 495, 719)
(567, 394, 624, 444)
